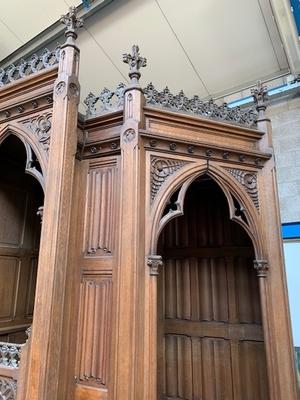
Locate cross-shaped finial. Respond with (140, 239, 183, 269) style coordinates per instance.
(61, 6, 83, 41)
(251, 81, 268, 111)
(123, 45, 147, 86)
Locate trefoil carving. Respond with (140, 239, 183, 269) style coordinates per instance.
(225, 168, 259, 211)
(151, 157, 189, 203)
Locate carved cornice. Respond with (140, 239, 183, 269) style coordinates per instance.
(147, 255, 163, 276)
(23, 112, 52, 156)
(0, 378, 17, 400)
(0, 94, 53, 124)
(254, 259, 269, 278)
(225, 168, 259, 211)
(151, 156, 189, 202)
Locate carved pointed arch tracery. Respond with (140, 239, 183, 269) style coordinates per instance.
(0, 120, 50, 191)
(149, 161, 265, 261)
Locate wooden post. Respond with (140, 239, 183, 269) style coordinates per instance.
(112, 45, 147, 400)
(24, 7, 82, 400)
(252, 82, 299, 400)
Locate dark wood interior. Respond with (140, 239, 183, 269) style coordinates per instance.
(0, 135, 43, 343)
(157, 177, 269, 400)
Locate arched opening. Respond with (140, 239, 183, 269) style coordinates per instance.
(157, 176, 269, 400)
(0, 135, 43, 343)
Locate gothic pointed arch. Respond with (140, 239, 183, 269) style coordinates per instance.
(149, 161, 265, 260)
(0, 122, 49, 191)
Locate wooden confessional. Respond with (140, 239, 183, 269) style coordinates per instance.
(0, 7, 298, 400)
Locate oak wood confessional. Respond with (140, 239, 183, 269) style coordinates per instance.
(0, 7, 298, 400)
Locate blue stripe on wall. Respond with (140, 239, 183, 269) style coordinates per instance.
(291, 0, 300, 36)
(282, 222, 300, 239)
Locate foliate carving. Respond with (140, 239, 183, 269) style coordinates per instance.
(0, 342, 22, 368)
(84, 83, 126, 115)
(254, 260, 268, 278)
(151, 157, 188, 202)
(251, 81, 268, 111)
(147, 255, 163, 276)
(23, 113, 52, 155)
(60, 6, 83, 38)
(0, 378, 17, 400)
(85, 81, 257, 128)
(0, 46, 60, 87)
(143, 82, 257, 127)
(123, 45, 147, 84)
(123, 129, 135, 143)
(225, 168, 259, 211)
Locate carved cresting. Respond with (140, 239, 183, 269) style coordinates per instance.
(225, 168, 259, 211)
(147, 255, 163, 276)
(151, 157, 189, 202)
(23, 112, 52, 155)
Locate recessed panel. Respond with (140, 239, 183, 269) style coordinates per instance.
(0, 185, 27, 247)
(0, 257, 19, 321)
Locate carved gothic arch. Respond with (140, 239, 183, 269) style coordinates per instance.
(149, 161, 265, 260)
(0, 122, 48, 191)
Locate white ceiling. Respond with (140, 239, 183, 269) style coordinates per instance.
(1, 0, 300, 110)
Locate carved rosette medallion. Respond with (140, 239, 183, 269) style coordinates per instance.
(123, 128, 136, 143)
(225, 168, 259, 211)
(151, 157, 189, 203)
(0, 378, 17, 400)
(254, 259, 268, 278)
(23, 113, 52, 155)
(147, 255, 163, 276)
(55, 81, 66, 95)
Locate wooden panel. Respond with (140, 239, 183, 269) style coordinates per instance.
(75, 384, 108, 400)
(0, 185, 27, 247)
(0, 257, 19, 321)
(84, 159, 117, 256)
(77, 276, 113, 389)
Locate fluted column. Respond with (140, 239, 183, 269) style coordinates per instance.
(24, 7, 82, 400)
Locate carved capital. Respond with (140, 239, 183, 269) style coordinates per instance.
(251, 81, 268, 113)
(147, 255, 163, 276)
(254, 259, 269, 278)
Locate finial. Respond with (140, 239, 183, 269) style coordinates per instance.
(123, 45, 147, 86)
(251, 81, 268, 111)
(60, 6, 83, 43)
